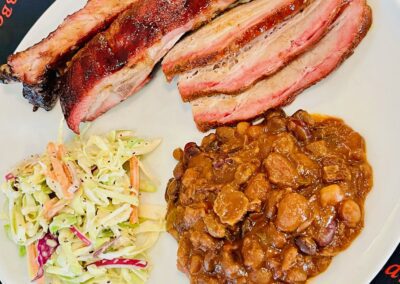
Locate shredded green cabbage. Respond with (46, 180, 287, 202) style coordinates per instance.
(1, 130, 165, 283)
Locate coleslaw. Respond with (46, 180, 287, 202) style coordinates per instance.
(1, 130, 165, 283)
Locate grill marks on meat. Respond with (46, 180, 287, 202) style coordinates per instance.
(0, 0, 138, 110)
(162, 0, 308, 80)
(179, 0, 346, 101)
(59, 0, 236, 133)
(192, 0, 372, 131)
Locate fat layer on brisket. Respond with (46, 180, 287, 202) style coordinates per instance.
(192, 0, 372, 131)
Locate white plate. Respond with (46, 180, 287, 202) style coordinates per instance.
(0, 0, 399, 283)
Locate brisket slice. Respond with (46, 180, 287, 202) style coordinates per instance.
(59, 0, 236, 133)
(162, 0, 308, 80)
(179, 0, 346, 101)
(0, 0, 138, 110)
(192, 0, 372, 131)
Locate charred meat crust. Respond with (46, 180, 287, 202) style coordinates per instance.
(162, 0, 308, 79)
(59, 0, 235, 133)
(0, 64, 17, 84)
(1, 0, 138, 110)
(59, 33, 113, 124)
(60, 0, 215, 129)
(0, 64, 59, 110)
(22, 70, 61, 111)
(194, 2, 373, 132)
(6, 0, 138, 85)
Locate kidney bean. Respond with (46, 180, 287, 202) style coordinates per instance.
(212, 159, 225, 169)
(287, 118, 311, 141)
(295, 236, 317, 255)
(184, 142, 201, 159)
(292, 109, 315, 126)
(315, 219, 337, 247)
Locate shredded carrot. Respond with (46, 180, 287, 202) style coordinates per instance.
(46, 169, 57, 181)
(43, 198, 67, 220)
(129, 157, 140, 224)
(62, 163, 73, 184)
(57, 144, 66, 160)
(46, 142, 74, 200)
(43, 198, 58, 214)
(27, 243, 45, 284)
(50, 158, 71, 196)
(47, 142, 57, 158)
(129, 157, 140, 191)
(27, 243, 38, 276)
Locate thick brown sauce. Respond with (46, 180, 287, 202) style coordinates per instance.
(165, 109, 373, 283)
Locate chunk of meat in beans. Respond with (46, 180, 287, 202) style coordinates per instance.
(242, 236, 265, 269)
(245, 173, 270, 212)
(213, 189, 249, 226)
(276, 193, 310, 232)
(282, 246, 299, 271)
(165, 109, 373, 283)
(249, 268, 273, 284)
(204, 213, 226, 238)
(265, 152, 299, 188)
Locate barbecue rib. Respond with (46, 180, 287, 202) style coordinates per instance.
(179, 0, 346, 101)
(162, 0, 308, 80)
(192, 0, 372, 131)
(59, 0, 236, 133)
(0, 0, 138, 110)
